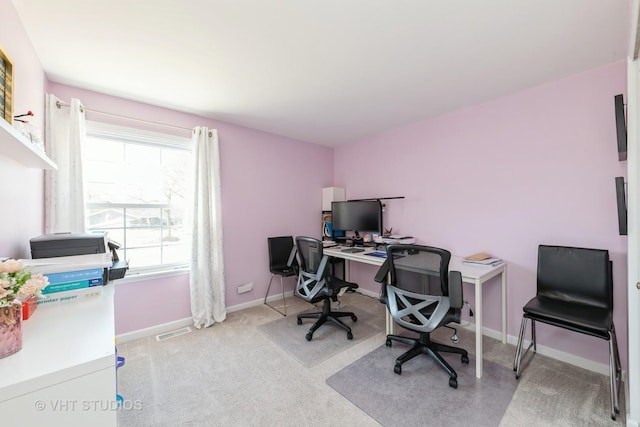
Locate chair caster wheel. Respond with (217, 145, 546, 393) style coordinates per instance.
(394, 364, 402, 375)
(351, 315, 358, 322)
(297, 318, 302, 325)
(385, 339, 392, 347)
(515, 374, 521, 380)
(461, 355, 469, 364)
(449, 377, 458, 388)
(347, 332, 353, 340)
(305, 332, 313, 341)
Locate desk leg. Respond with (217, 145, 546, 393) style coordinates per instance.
(475, 278, 483, 379)
(385, 271, 395, 335)
(501, 267, 507, 344)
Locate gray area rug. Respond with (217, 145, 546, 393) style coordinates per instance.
(326, 344, 517, 427)
(257, 305, 384, 367)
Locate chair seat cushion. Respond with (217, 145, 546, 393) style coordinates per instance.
(306, 276, 358, 304)
(523, 296, 613, 339)
(270, 266, 297, 276)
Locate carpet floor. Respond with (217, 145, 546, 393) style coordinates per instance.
(116, 292, 626, 426)
(327, 347, 516, 427)
(257, 300, 384, 367)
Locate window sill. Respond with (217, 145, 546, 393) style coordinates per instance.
(113, 267, 190, 285)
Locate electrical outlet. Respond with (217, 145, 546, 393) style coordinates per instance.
(237, 282, 254, 294)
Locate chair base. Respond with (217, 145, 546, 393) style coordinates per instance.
(297, 298, 357, 340)
(513, 316, 622, 420)
(386, 331, 469, 388)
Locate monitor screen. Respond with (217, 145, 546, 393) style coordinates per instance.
(331, 200, 382, 234)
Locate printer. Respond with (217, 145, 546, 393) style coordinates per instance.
(29, 232, 128, 282)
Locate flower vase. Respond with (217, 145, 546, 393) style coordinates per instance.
(0, 300, 22, 359)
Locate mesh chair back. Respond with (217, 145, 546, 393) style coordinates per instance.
(268, 236, 295, 273)
(294, 236, 328, 301)
(296, 237, 324, 276)
(537, 245, 612, 310)
(385, 245, 453, 333)
(387, 245, 450, 295)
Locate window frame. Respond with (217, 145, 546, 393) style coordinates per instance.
(84, 120, 193, 280)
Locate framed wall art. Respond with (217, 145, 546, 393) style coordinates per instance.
(0, 45, 13, 124)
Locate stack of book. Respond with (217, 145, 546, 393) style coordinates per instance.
(24, 253, 111, 306)
(37, 268, 104, 306)
(463, 252, 503, 267)
(42, 267, 104, 294)
(37, 267, 105, 306)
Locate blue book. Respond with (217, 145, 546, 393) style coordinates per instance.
(44, 267, 104, 284)
(42, 277, 103, 294)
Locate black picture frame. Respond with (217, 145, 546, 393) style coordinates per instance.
(615, 177, 627, 236)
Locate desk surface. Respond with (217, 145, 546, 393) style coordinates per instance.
(0, 286, 115, 401)
(324, 245, 505, 282)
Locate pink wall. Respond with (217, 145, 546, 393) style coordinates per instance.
(47, 83, 334, 334)
(335, 61, 628, 369)
(1, 0, 630, 368)
(0, 1, 47, 258)
(2, 0, 334, 335)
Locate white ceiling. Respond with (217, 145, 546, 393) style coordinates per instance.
(10, 0, 632, 146)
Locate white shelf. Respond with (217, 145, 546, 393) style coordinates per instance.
(0, 118, 57, 170)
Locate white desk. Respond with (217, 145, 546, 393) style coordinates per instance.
(324, 246, 507, 379)
(0, 286, 117, 426)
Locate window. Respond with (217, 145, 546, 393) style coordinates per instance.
(84, 121, 193, 275)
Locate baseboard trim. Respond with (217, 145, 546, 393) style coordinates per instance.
(116, 292, 297, 343)
(460, 323, 619, 378)
(116, 317, 193, 344)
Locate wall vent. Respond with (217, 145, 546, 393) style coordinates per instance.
(155, 327, 192, 341)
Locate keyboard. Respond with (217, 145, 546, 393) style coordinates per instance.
(341, 248, 365, 253)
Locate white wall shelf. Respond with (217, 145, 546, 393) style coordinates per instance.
(0, 118, 56, 170)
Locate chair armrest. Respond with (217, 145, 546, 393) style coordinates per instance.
(375, 260, 389, 304)
(374, 260, 389, 283)
(314, 255, 329, 282)
(448, 270, 463, 309)
(287, 245, 299, 275)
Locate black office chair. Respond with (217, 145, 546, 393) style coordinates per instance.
(374, 244, 469, 388)
(513, 245, 621, 420)
(290, 236, 358, 341)
(263, 236, 298, 316)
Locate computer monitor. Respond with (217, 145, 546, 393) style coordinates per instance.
(331, 200, 383, 239)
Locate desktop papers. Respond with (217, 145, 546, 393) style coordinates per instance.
(23, 253, 112, 274)
(462, 252, 503, 267)
(374, 235, 415, 244)
(364, 251, 404, 259)
(365, 251, 388, 258)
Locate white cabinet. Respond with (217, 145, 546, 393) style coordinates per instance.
(0, 286, 116, 426)
(322, 187, 345, 211)
(0, 118, 56, 169)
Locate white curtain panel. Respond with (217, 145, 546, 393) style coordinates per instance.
(190, 127, 226, 328)
(44, 94, 87, 233)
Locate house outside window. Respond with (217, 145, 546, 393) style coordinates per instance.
(84, 121, 193, 276)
